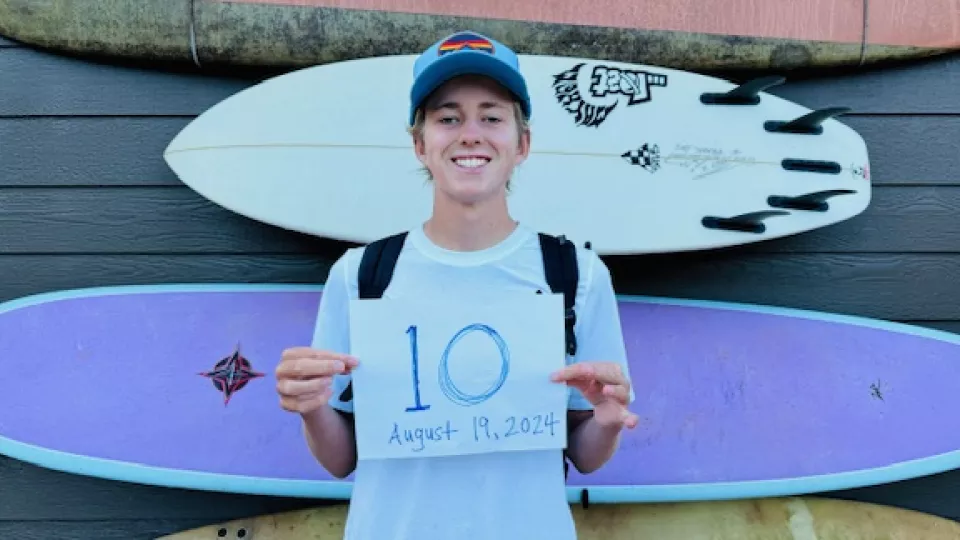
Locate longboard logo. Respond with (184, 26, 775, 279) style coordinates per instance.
(553, 63, 668, 127)
(199, 344, 264, 405)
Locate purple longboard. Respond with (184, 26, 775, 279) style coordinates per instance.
(1, 283, 959, 503)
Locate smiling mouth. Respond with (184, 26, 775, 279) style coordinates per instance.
(453, 157, 491, 169)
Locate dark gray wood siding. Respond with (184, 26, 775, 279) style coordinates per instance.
(2, 34, 960, 538)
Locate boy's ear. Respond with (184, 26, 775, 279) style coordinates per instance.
(515, 129, 531, 165)
(413, 134, 426, 164)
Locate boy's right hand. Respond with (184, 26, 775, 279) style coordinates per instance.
(275, 346, 358, 414)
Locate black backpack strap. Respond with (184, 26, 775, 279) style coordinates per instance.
(357, 231, 408, 299)
(338, 231, 408, 404)
(540, 232, 582, 481)
(538, 232, 578, 356)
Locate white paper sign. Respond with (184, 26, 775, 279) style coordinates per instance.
(348, 293, 568, 460)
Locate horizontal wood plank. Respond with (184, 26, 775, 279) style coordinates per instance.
(915, 321, 960, 335)
(0, 48, 251, 117)
(0, 253, 957, 320)
(0, 254, 333, 303)
(0, 186, 958, 254)
(825, 469, 960, 523)
(843, 116, 960, 186)
(0, 118, 186, 186)
(0, 457, 319, 521)
(741, 185, 960, 254)
(764, 53, 960, 114)
(0, 187, 330, 254)
(1, 47, 958, 116)
(604, 252, 960, 320)
(2, 116, 957, 188)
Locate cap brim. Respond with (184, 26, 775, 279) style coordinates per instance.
(409, 51, 530, 125)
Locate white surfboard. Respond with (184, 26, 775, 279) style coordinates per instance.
(163, 54, 871, 255)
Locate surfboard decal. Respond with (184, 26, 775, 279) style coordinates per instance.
(852, 163, 870, 180)
(622, 143, 765, 179)
(621, 144, 662, 172)
(552, 62, 668, 127)
(197, 344, 265, 406)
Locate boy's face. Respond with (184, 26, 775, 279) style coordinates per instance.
(414, 75, 530, 207)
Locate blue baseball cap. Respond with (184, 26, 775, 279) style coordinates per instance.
(409, 31, 531, 125)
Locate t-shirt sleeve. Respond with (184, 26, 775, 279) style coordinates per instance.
(567, 252, 635, 411)
(310, 251, 355, 414)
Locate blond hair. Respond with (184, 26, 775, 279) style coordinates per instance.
(407, 101, 530, 191)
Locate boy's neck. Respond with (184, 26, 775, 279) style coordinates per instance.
(423, 193, 518, 252)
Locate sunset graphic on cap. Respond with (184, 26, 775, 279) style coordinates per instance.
(439, 33, 494, 55)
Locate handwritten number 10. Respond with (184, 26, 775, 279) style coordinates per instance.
(405, 323, 510, 410)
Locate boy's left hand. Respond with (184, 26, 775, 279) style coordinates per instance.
(551, 361, 639, 430)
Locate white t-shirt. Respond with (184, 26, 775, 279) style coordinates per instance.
(311, 222, 633, 540)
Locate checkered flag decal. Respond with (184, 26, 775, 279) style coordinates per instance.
(621, 143, 661, 172)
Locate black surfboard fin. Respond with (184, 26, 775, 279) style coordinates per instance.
(702, 210, 790, 234)
(781, 159, 843, 175)
(765, 106, 851, 135)
(767, 189, 857, 212)
(700, 75, 786, 105)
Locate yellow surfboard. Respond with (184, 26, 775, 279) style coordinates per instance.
(158, 497, 960, 539)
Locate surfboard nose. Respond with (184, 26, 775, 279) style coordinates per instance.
(163, 117, 206, 168)
(164, 117, 204, 157)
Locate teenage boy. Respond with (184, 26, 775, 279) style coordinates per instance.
(276, 30, 637, 539)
